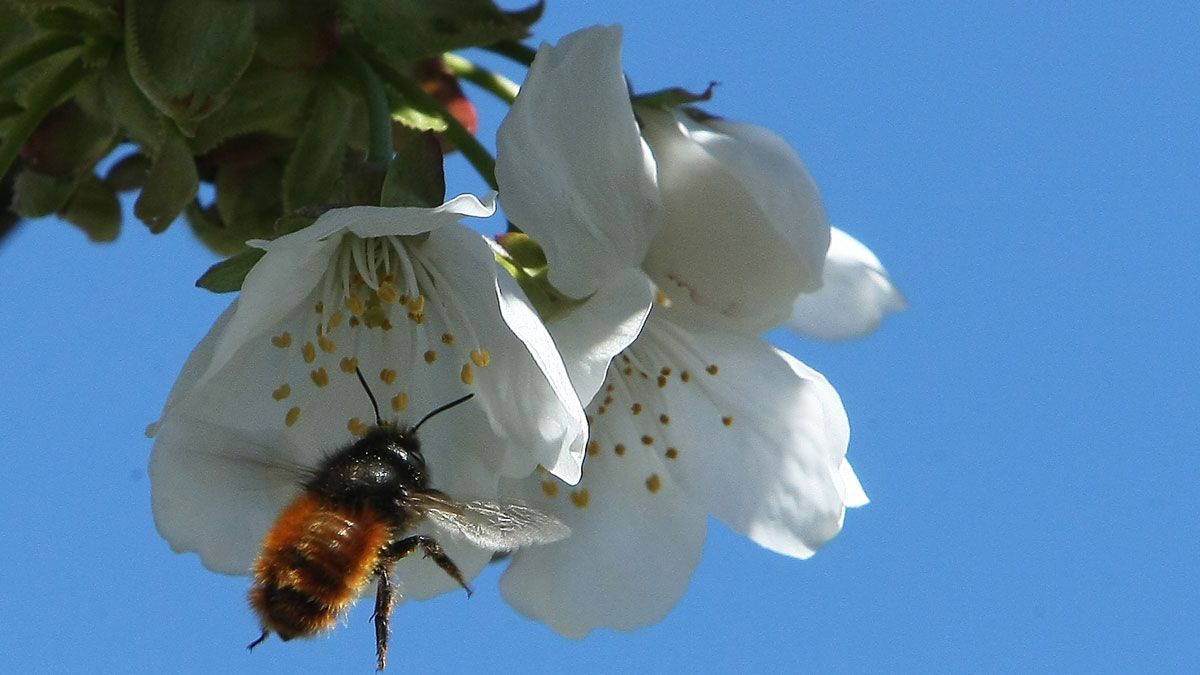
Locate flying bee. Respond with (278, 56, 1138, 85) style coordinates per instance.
(247, 368, 570, 670)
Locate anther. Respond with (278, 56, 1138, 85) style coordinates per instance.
(541, 481, 559, 498)
(570, 489, 590, 508)
(460, 364, 474, 385)
(285, 407, 301, 427)
(271, 332, 292, 349)
(272, 384, 291, 401)
(424, 350, 437, 364)
(311, 367, 330, 387)
(390, 393, 409, 412)
(380, 368, 397, 384)
(645, 473, 662, 493)
(339, 357, 359, 374)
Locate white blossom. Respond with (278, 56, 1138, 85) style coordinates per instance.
(494, 26, 870, 637)
(149, 194, 587, 599)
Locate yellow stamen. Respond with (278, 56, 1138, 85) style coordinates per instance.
(470, 349, 491, 368)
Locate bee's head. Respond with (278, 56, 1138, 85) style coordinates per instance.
(381, 424, 427, 486)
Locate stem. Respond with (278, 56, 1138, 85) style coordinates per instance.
(0, 53, 87, 181)
(442, 53, 519, 104)
(374, 62, 498, 191)
(484, 41, 538, 67)
(343, 50, 393, 168)
(0, 33, 81, 86)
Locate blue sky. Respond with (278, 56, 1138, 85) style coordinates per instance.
(2, 3, 1197, 672)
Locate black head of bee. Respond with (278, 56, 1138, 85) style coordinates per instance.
(306, 369, 473, 506)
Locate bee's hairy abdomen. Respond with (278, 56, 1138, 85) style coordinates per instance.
(249, 493, 391, 639)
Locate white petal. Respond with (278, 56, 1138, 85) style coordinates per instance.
(496, 25, 662, 298)
(790, 227, 907, 340)
(498, 430, 707, 637)
(607, 312, 854, 558)
(544, 267, 656, 407)
(640, 109, 831, 332)
(203, 237, 339, 386)
(416, 225, 588, 483)
(153, 221, 586, 580)
(249, 193, 497, 250)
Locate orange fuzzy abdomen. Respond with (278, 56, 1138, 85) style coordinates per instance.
(249, 492, 392, 639)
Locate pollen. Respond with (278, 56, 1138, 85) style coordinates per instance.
(470, 349, 491, 368)
(722, 415, 734, 427)
(641, 435, 654, 445)
(271, 332, 292, 349)
(460, 363, 474, 385)
(541, 481, 559, 498)
(391, 392, 409, 412)
(285, 407, 301, 427)
(302, 342, 316, 364)
(655, 289, 670, 306)
(657, 375, 669, 388)
(660, 367, 672, 376)
(409, 311, 426, 325)
(380, 368, 397, 384)
(645, 473, 662, 493)
(614, 443, 626, 456)
(326, 311, 344, 330)
(659, 414, 670, 425)
(630, 403, 643, 415)
(318, 334, 336, 354)
(680, 370, 692, 383)
(377, 281, 398, 303)
(272, 384, 291, 401)
(665, 447, 679, 459)
(311, 367, 330, 387)
(424, 350, 437, 363)
(339, 356, 359, 374)
(441, 332, 455, 345)
(570, 489, 590, 508)
(347, 417, 368, 437)
(346, 293, 365, 316)
(707, 364, 720, 375)
(587, 440, 601, 456)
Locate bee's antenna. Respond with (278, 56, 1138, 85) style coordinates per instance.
(412, 393, 475, 433)
(354, 367, 384, 425)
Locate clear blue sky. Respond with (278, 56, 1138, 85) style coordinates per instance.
(3, 3, 1197, 672)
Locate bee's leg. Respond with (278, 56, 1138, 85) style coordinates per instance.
(247, 629, 269, 651)
(381, 536, 472, 597)
(371, 566, 396, 672)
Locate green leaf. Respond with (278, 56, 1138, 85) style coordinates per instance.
(124, 0, 256, 130)
(392, 103, 447, 134)
(195, 246, 265, 293)
(96, 54, 164, 150)
(187, 63, 316, 155)
(283, 81, 354, 212)
(102, 151, 150, 191)
(133, 129, 197, 232)
(11, 166, 75, 217)
(339, 0, 543, 63)
(381, 129, 444, 207)
(633, 82, 717, 109)
(214, 156, 284, 245)
(59, 172, 119, 241)
(19, 98, 116, 177)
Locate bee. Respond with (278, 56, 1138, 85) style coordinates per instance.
(247, 368, 570, 670)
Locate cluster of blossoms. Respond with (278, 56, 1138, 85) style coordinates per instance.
(149, 25, 903, 637)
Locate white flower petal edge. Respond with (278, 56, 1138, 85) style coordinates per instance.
(639, 107, 831, 333)
(496, 25, 663, 298)
(150, 195, 587, 580)
(542, 267, 657, 406)
(790, 227, 907, 341)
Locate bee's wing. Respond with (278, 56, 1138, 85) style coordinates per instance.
(408, 491, 571, 551)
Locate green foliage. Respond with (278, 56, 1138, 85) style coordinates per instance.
(339, 0, 543, 62)
(124, 0, 256, 131)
